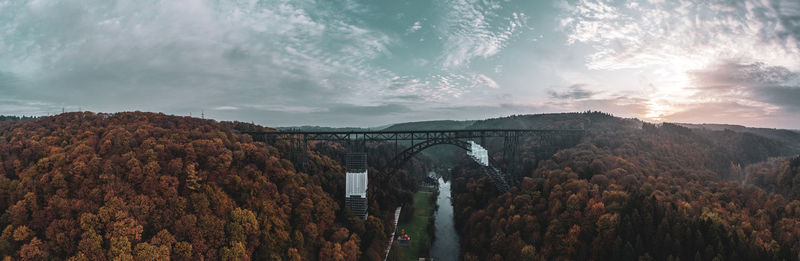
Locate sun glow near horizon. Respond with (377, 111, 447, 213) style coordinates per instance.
(640, 54, 712, 121)
(563, 0, 800, 128)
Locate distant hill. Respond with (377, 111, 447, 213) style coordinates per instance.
(382, 120, 475, 131)
(382, 112, 641, 131)
(468, 111, 640, 130)
(678, 123, 800, 152)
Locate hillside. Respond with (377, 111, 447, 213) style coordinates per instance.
(450, 114, 800, 260)
(679, 123, 800, 152)
(0, 112, 402, 260)
(745, 156, 800, 200)
(384, 112, 641, 132)
(468, 112, 641, 131)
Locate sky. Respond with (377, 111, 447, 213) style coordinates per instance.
(1, 0, 799, 128)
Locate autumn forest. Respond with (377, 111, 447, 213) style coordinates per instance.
(1, 111, 799, 260)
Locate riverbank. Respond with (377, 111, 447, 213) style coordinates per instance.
(430, 177, 460, 261)
(383, 207, 403, 261)
(387, 187, 437, 260)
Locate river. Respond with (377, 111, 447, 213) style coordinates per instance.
(430, 175, 460, 261)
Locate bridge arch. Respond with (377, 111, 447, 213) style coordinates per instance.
(383, 138, 487, 169)
(383, 138, 510, 192)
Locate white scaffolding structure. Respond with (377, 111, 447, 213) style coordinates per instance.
(467, 140, 489, 166)
(346, 171, 368, 198)
(345, 153, 369, 220)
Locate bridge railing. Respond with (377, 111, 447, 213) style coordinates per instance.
(239, 129, 585, 142)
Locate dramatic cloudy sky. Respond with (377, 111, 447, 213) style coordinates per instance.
(1, 0, 799, 128)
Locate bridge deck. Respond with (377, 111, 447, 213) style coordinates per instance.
(240, 129, 584, 141)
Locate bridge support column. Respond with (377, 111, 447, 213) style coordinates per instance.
(345, 152, 368, 220)
(503, 134, 520, 184)
(290, 137, 308, 172)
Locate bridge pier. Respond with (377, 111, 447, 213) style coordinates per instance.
(502, 134, 520, 185)
(345, 152, 369, 220)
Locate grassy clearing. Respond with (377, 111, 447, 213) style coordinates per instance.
(389, 189, 436, 261)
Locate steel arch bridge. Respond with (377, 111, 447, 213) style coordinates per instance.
(241, 128, 584, 193)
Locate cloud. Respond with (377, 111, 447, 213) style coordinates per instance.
(558, 0, 800, 126)
(433, 73, 500, 95)
(0, 0, 401, 114)
(686, 60, 800, 118)
(407, 21, 422, 33)
(428, 103, 552, 120)
(474, 74, 500, 89)
(548, 84, 597, 99)
(758, 86, 800, 109)
(385, 95, 425, 101)
(387, 73, 500, 102)
(1, 0, 795, 129)
(689, 61, 798, 88)
(560, 0, 800, 71)
(753, 0, 800, 50)
(0, 98, 60, 116)
(328, 103, 410, 116)
(214, 106, 239, 111)
(438, 0, 527, 68)
(204, 102, 411, 127)
(661, 101, 785, 127)
(0, 0, 522, 121)
(0, 71, 20, 93)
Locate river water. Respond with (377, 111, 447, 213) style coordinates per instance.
(430, 176, 460, 261)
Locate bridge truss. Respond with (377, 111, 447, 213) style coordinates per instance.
(242, 128, 584, 192)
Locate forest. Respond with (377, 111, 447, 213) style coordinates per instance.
(0, 112, 424, 260)
(2, 111, 800, 260)
(451, 112, 800, 260)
